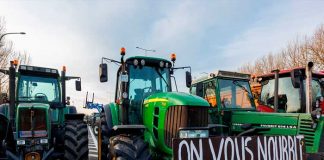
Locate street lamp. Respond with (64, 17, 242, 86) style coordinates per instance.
(0, 32, 25, 92)
(0, 32, 26, 47)
(136, 46, 156, 56)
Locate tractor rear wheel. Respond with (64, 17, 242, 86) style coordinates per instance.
(64, 120, 88, 160)
(109, 135, 151, 160)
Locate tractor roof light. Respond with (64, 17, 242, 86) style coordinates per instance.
(140, 59, 145, 66)
(170, 53, 176, 62)
(27, 66, 33, 71)
(133, 59, 139, 66)
(165, 62, 169, 68)
(20, 65, 27, 70)
(121, 47, 126, 55)
(160, 61, 164, 68)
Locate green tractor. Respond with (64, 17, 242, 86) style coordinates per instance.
(98, 48, 217, 159)
(190, 65, 324, 158)
(0, 61, 88, 160)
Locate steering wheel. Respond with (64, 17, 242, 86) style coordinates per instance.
(34, 93, 48, 101)
(143, 87, 152, 93)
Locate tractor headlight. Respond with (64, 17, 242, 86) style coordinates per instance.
(179, 130, 209, 138)
(40, 139, 48, 144)
(160, 61, 164, 68)
(17, 140, 25, 145)
(311, 108, 322, 120)
(312, 122, 318, 129)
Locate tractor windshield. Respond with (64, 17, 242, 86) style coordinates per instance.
(128, 65, 170, 102)
(18, 75, 60, 103)
(260, 77, 322, 112)
(127, 65, 170, 124)
(218, 79, 254, 109)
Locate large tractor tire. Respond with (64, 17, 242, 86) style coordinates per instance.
(100, 111, 111, 160)
(109, 135, 151, 160)
(64, 120, 88, 160)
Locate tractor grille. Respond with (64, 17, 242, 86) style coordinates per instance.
(164, 106, 208, 148)
(297, 118, 315, 147)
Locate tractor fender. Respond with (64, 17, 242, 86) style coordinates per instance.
(65, 113, 85, 121)
(0, 113, 15, 153)
(0, 113, 9, 142)
(102, 104, 114, 133)
(66, 105, 77, 114)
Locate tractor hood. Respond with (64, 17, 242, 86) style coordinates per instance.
(144, 92, 210, 107)
(231, 111, 302, 135)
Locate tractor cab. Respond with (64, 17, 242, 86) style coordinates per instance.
(190, 71, 255, 125)
(0, 61, 88, 160)
(121, 56, 172, 124)
(254, 67, 324, 114)
(15, 65, 61, 154)
(191, 70, 255, 109)
(99, 49, 214, 159)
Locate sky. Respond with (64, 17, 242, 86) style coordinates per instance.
(1, 0, 324, 114)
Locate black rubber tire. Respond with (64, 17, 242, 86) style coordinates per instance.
(100, 111, 111, 160)
(64, 120, 88, 160)
(109, 135, 151, 160)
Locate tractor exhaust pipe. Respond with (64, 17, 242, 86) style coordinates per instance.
(272, 69, 280, 112)
(9, 61, 16, 124)
(306, 62, 314, 113)
(61, 68, 66, 108)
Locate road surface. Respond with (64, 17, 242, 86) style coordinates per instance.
(88, 126, 98, 160)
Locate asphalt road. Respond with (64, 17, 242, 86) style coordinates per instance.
(88, 126, 98, 160)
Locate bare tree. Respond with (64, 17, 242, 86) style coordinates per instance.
(308, 25, 324, 70)
(0, 17, 30, 93)
(239, 24, 324, 74)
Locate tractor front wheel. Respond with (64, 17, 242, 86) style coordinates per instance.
(100, 111, 111, 160)
(64, 120, 88, 160)
(109, 135, 151, 160)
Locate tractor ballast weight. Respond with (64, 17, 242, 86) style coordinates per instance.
(0, 61, 88, 160)
(98, 49, 216, 159)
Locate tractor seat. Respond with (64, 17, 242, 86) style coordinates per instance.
(134, 89, 144, 101)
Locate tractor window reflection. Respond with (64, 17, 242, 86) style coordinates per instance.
(204, 81, 217, 107)
(218, 79, 253, 109)
(128, 65, 169, 124)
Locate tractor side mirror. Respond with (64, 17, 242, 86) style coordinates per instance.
(75, 80, 81, 91)
(99, 63, 108, 82)
(290, 69, 302, 88)
(186, 71, 192, 88)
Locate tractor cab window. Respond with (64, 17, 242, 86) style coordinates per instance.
(204, 81, 217, 107)
(260, 77, 300, 112)
(128, 65, 170, 124)
(303, 79, 322, 109)
(18, 75, 60, 103)
(218, 79, 253, 109)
